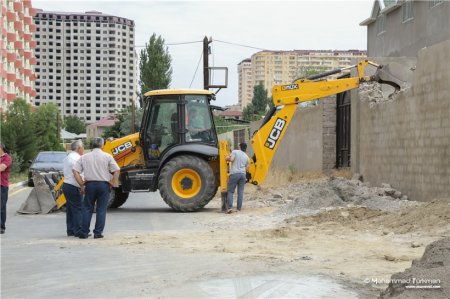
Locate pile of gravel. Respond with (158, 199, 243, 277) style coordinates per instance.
(259, 177, 421, 218)
(380, 237, 450, 299)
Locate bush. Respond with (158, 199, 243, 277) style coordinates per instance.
(9, 151, 23, 175)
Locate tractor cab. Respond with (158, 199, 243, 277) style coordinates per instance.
(141, 89, 218, 160)
(131, 89, 220, 201)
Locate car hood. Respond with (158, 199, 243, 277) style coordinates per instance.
(29, 162, 64, 172)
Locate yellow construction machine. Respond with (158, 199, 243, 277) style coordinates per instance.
(26, 60, 402, 213)
(97, 59, 403, 212)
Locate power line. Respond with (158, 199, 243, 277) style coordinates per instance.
(189, 50, 203, 88)
(214, 39, 267, 51)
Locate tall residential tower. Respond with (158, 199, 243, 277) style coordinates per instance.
(1, 0, 38, 111)
(33, 10, 136, 123)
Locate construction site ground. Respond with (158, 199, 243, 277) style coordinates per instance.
(1, 173, 449, 298)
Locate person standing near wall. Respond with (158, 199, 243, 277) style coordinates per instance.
(0, 143, 12, 234)
(62, 140, 85, 237)
(73, 137, 120, 239)
(225, 142, 250, 214)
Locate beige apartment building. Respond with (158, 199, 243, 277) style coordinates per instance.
(238, 49, 366, 110)
(0, 0, 38, 111)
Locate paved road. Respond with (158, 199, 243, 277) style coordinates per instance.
(1, 187, 360, 298)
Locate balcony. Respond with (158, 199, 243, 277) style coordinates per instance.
(24, 68, 32, 77)
(7, 11, 15, 21)
(24, 33, 32, 42)
(6, 52, 16, 61)
(30, 89, 37, 97)
(24, 86, 31, 93)
(29, 40, 37, 48)
(14, 60, 23, 69)
(6, 72, 16, 81)
(30, 57, 37, 65)
(14, 41, 23, 49)
(29, 24, 36, 32)
(23, 0, 32, 8)
(29, 8, 38, 17)
(13, 2, 22, 11)
(7, 32, 16, 42)
(14, 20, 22, 30)
(7, 93, 16, 101)
(16, 79, 24, 90)
(30, 74, 37, 81)
(24, 16, 32, 25)
(24, 51, 32, 59)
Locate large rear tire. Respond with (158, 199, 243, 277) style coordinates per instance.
(159, 155, 217, 212)
(108, 186, 129, 208)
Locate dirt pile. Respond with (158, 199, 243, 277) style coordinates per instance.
(267, 176, 420, 219)
(380, 237, 450, 299)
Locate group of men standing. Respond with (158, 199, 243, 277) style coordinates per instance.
(63, 137, 120, 239)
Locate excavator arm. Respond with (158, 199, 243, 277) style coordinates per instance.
(243, 59, 403, 185)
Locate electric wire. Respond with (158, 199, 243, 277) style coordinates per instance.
(189, 50, 203, 88)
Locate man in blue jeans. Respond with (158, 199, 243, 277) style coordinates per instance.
(62, 140, 84, 237)
(73, 137, 120, 239)
(226, 142, 250, 214)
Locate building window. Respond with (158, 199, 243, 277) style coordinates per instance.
(429, 0, 443, 8)
(402, 0, 414, 22)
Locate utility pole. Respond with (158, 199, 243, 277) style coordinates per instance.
(131, 97, 136, 133)
(203, 36, 211, 90)
(56, 112, 61, 142)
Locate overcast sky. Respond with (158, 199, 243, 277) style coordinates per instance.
(33, 0, 374, 107)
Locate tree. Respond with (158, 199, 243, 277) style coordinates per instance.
(243, 82, 271, 121)
(252, 81, 270, 112)
(64, 115, 86, 134)
(102, 115, 123, 139)
(0, 98, 37, 169)
(33, 103, 64, 151)
(139, 33, 172, 106)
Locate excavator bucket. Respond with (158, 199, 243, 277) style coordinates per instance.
(17, 172, 66, 214)
(373, 64, 407, 90)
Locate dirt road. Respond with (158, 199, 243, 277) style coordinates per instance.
(2, 175, 449, 298)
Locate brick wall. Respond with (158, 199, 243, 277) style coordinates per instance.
(352, 40, 450, 201)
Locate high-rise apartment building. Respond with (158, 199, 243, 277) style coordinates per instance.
(238, 49, 367, 110)
(237, 58, 252, 109)
(1, 0, 38, 111)
(33, 10, 136, 123)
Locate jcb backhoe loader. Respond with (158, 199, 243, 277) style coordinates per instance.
(25, 60, 402, 213)
(99, 59, 403, 212)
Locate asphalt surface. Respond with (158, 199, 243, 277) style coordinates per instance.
(1, 186, 359, 299)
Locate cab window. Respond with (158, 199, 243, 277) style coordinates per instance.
(185, 95, 214, 144)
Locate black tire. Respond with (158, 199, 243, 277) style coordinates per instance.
(159, 155, 217, 212)
(108, 186, 129, 208)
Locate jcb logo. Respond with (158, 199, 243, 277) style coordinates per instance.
(264, 118, 286, 149)
(112, 141, 132, 155)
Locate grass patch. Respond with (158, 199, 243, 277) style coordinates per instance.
(9, 172, 28, 184)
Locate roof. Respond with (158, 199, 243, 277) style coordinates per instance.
(360, 0, 402, 26)
(61, 129, 78, 139)
(87, 116, 118, 128)
(144, 89, 214, 97)
(218, 110, 243, 117)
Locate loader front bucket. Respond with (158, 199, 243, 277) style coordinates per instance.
(17, 172, 66, 214)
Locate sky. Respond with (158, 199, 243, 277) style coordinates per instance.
(33, 0, 375, 107)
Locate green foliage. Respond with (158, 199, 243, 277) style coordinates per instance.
(139, 33, 172, 105)
(120, 108, 144, 136)
(64, 115, 86, 134)
(243, 82, 271, 121)
(0, 98, 38, 169)
(9, 151, 23, 174)
(33, 103, 64, 151)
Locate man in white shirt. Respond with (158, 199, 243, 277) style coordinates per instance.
(62, 140, 84, 237)
(73, 137, 120, 239)
(225, 142, 250, 213)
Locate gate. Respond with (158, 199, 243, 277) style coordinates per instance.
(336, 79, 351, 168)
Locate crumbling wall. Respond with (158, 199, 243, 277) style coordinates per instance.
(351, 40, 450, 201)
